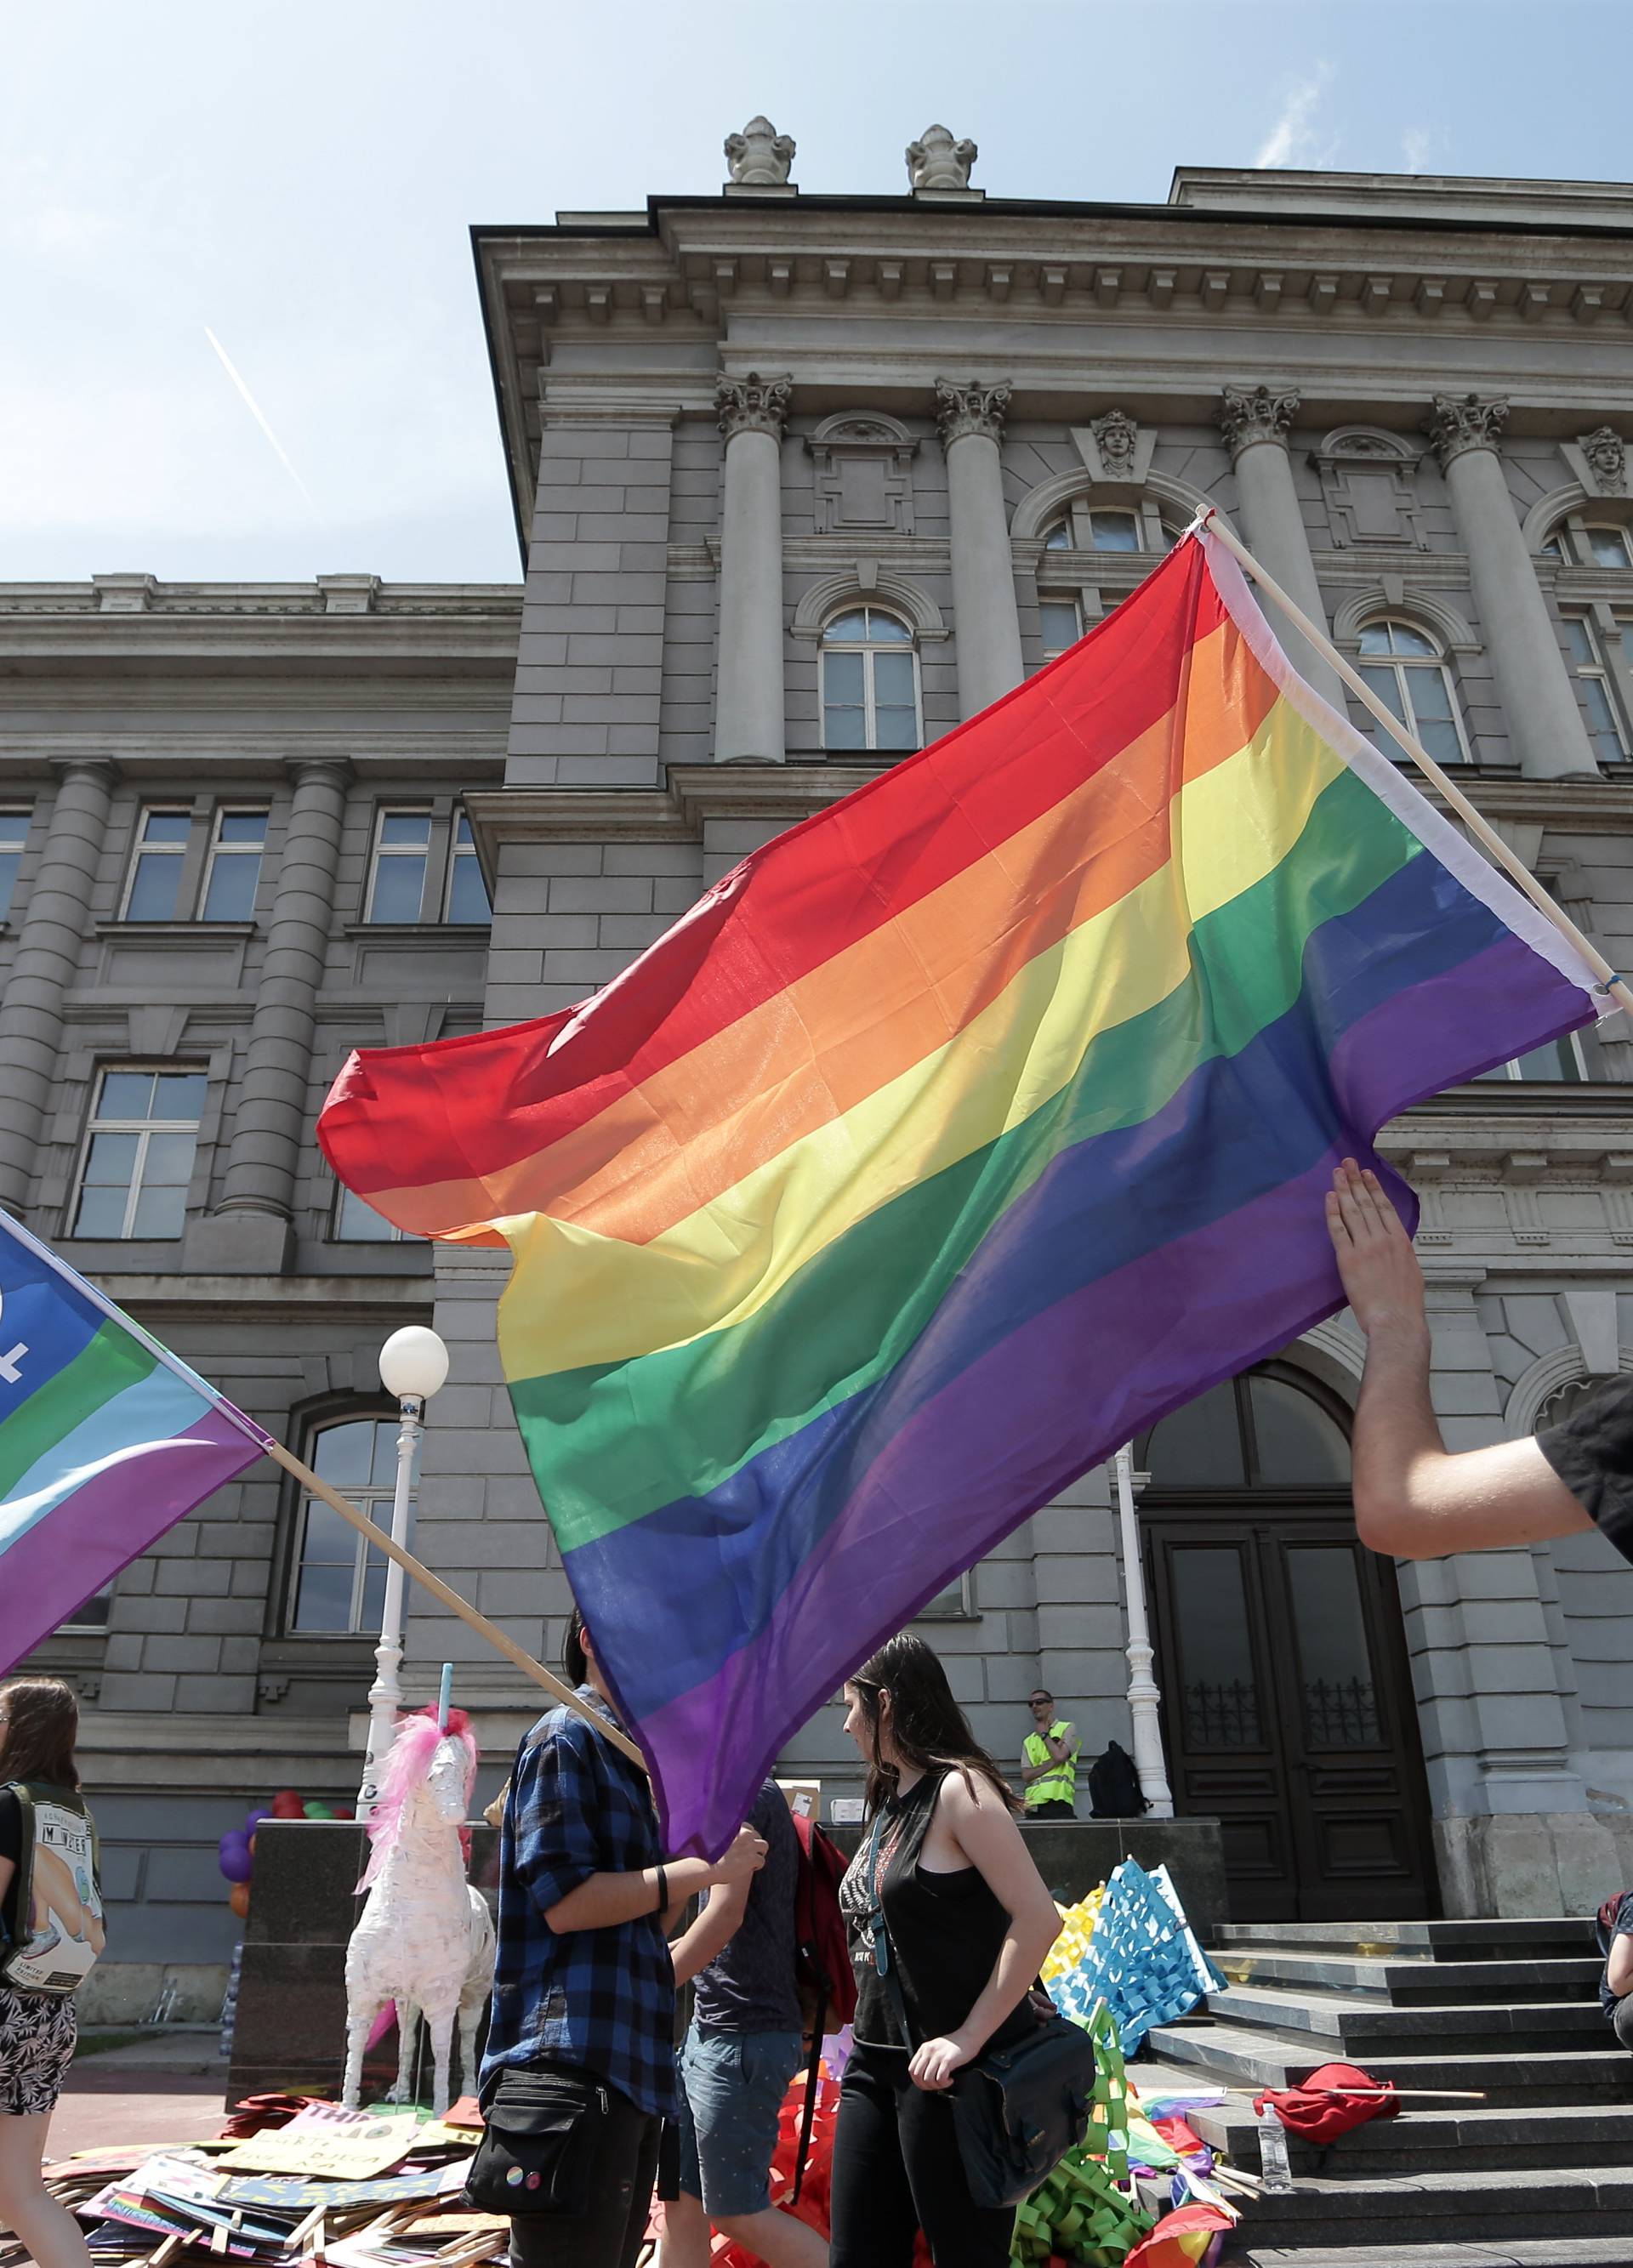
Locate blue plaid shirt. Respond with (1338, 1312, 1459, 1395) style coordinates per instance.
(480, 1687, 677, 2118)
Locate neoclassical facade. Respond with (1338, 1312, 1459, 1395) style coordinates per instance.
(8, 147, 1633, 1999)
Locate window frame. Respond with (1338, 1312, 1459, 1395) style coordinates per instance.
(330, 1177, 414, 1245)
(442, 809, 492, 926)
(1038, 596, 1084, 659)
(1582, 522, 1633, 571)
(68, 1066, 208, 1242)
(1477, 1028, 1590, 1083)
(121, 806, 194, 923)
(1560, 612, 1630, 762)
(286, 1411, 407, 1637)
(1354, 617, 1473, 766)
(198, 806, 270, 923)
(916, 1571, 976, 1620)
(0, 807, 31, 922)
(363, 805, 434, 924)
(819, 607, 924, 755)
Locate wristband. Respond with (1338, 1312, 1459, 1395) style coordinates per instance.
(655, 1864, 669, 1915)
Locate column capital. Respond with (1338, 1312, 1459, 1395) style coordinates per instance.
(715, 370, 790, 442)
(1218, 383, 1300, 462)
(285, 755, 353, 792)
(48, 754, 119, 787)
(935, 378, 1010, 449)
(1425, 390, 1510, 469)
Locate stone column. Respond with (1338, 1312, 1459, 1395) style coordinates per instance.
(1425, 393, 1596, 780)
(714, 372, 789, 764)
(0, 758, 116, 1212)
(188, 759, 349, 1273)
(936, 379, 1025, 719)
(1218, 385, 1345, 708)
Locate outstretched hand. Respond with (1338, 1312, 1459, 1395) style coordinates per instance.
(1324, 1158, 1426, 1339)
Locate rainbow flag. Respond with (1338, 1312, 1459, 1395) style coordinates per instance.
(319, 530, 1601, 1856)
(0, 1216, 269, 1673)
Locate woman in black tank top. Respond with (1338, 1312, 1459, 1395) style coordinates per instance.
(830, 1636, 1063, 2268)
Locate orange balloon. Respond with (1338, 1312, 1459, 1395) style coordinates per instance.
(229, 1881, 251, 1920)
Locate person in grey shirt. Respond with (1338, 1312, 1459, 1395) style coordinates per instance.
(657, 1779, 828, 2268)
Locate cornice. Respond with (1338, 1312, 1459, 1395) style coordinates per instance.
(464, 760, 889, 855)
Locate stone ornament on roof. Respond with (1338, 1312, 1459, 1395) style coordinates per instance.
(908, 124, 977, 191)
(934, 378, 1011, 448)
(716, 371, 792, 441)
(1425, 391, 1510, 467)
(1218, 384, 1301, 462)
(724, 117, 795, 187)
(1577, 425, 1627, 496)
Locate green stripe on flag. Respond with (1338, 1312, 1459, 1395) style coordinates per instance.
(0, 1322, 157, 1501)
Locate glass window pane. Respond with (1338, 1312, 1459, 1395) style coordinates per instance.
(823, 704, 867, 751)
(1088, 511, 1140, 552)
(1419, 716, 1467, 765)
(369, 855, 427, 924)
(293, 1556, 356, 1634)
(1249, 1376, 1351, 1485)
(83, 1130, 139, 1184)
(141, 1131, 196, 1187)
(0, 851, 20, 917)
(141, 812, 192, 846)
(454, 813, 475, 845)
(873, 708, 919, 752)
(1588, 528, 1631, 568)
(0, 815, 30, 850)
(866, 611, 911, 642)
(447, 857, 491, 924)
(129, 1179, 187, 1239)
(126, 852, 183, 921)
(871, 651, 916, 703)
(217, 813, 266, 846)
(202, 853, 260, 922)
(72, 1185, 128, 1238)
(379, 812, 431, 846)
(1287, 1546, 1380, 1746)
(1389, 623, 1437, 657)
(1513, 1037, 1583, 1081)
(824, 652, 864, 703)
(1562, 617, 1595, 667)
(1359, 663, 1406, 723)
(824, 611, 868, 641)
(154, 1073, 207, 1121)
(1146, 1379, 1246, 1487)
(1039, 603, 1080, 652)
(1356, 623, 1391, 656)
(1583, 675, 1620, 735)
(1405, 666, 1453, 722)
(1171, 1546, 1261, 1746)
(371, 1422, 403, 1488)
(360, 1555, 389, 1634)
(1044, 525, 1071, 550)
(315, 1421, 375, 1486)
(335, 1185, 398, 1241)
(99, 1071, 155, 1121)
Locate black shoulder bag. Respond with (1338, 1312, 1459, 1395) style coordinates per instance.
(859, 1810, 1097, 2209)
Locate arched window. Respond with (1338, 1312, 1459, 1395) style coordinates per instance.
(1043, 508, 1145, 553)
(288, 1415, 405, 1634)
(822, 607, 921, 753)
(1139, 1366, 1351, 1492)
(1356, 619, 1471, 765)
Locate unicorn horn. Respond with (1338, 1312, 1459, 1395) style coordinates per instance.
(437, 1663, 452, 1732)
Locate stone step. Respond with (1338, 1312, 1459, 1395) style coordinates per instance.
(1203, 1981, 1606, 2057)
(1142, 2025, 1633, 2106)
(1237, 2242, 1633, 2267)
(1192, 2095, 1633, 2178)
(1230, 2163, 1633, 2248)
(1207, 1947, 1601, 2005)
(1214, 1917, 1596, 1961)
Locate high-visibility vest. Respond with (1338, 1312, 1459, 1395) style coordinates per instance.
(1023, 1724, 1077, 1810)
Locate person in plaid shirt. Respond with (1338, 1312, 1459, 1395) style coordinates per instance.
(481, 1610, 766, 2268)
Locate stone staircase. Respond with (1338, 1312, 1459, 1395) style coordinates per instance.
(1140, 1916, 1633, 2267)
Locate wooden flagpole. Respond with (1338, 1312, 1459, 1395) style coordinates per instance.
(1200, 513, 1633, 1022)
(261, 1436, 650, 1775)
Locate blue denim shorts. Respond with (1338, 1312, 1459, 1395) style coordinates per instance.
(675, 2025, 803, 2218)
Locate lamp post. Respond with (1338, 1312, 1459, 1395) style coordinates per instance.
(356, 1324, 450, 1817)
(1115, 1443, 1175, 1818)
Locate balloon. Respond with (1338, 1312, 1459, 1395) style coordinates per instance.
(303, 1800, 333, 1820)
(270, 1791, 304, 1819)
(229, 1881, 251, 1920)
(218, 1832, 253, 1884)
(244, 1806, 273, 1835)
(330, 1804, 355, 1822)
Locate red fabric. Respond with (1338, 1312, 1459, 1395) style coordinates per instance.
(793, 1811, 859, 2032)
(1255, 2062, 1400, 2143)
(1152, 2115, 1206, 2156)
(1125, 2202, 1235, 2266)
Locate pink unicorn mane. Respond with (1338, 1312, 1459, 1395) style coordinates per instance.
(357, 1705, 478, 1890)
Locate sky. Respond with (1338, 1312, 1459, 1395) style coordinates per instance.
(3, 0, 1625, 589)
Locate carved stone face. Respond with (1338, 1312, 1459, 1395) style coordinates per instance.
(1580, 427, 1627, 494)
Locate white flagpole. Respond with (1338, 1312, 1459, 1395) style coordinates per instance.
(1114, 1444, 1174, 1817)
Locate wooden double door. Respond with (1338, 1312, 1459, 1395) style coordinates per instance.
(1144, 1511, 1437, 1921)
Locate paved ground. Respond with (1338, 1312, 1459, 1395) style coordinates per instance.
(45, 2029, 231, 2163)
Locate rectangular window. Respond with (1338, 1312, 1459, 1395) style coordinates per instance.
(1039, 600, 1083, 659)
(1475, 1032, 1590, 1083)
(917, 1572, 975, 1618)
(1561, 617, 1629, 763)
(445, 812, 491, 924)
(0, 810, 30, 919)
(61, 1585, 115, 1631)
(200, 809, 268, 921)
(366, 810, 431, 924)
(291, 1418, 403, 1633)
(332, 1182, 415, 1243)
(122, 810, 191, 921)
(71, 1068, 207, 1240)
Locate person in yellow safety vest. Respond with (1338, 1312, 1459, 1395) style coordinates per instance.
(1020, 1691, 1080, 1820)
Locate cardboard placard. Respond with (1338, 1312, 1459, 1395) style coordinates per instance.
(215, 2102, 424, 2179)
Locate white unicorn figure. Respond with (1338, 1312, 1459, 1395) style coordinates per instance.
(342, 1706, 496, 2116)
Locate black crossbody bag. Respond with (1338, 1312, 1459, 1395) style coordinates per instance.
(859, 1810, 1097, 2209)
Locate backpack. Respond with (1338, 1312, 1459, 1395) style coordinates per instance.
(1087, 1741, 1150, 1822)
(789, 1813, 857, 2203)
(0, 1781, 105, 1997)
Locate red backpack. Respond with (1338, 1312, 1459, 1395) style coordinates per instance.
(790, 1813, 857, 2202)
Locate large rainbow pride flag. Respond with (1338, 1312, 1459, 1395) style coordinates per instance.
(320, 528, 1602, 1855)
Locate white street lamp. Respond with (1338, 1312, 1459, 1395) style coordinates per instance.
(356, 1326, 451, 1816)
(1115, 1443, 1175, 1819)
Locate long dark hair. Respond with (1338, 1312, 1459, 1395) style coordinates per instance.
(0, 1677, 81, 1790)
(848, 1634, 1017, 1819)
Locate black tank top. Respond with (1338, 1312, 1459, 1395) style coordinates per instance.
(839, 1769, 1036, 2053)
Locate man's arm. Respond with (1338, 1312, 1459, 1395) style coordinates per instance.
(1327, 1159, 1591, 1558)
(1608, 1930, 1633, 2000)
(1046, 1722, 1079, 1766)
(544, 1826, 765, 1935)
(669, 1873, 752, 1987)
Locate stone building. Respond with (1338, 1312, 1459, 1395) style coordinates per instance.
(8, 140, 1633, 2009)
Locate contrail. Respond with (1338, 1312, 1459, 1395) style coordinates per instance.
(203, 325, 316, 509)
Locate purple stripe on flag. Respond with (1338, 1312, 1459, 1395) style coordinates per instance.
(0, 1409, 263, 1675)
(634, 928, 1585, 1855)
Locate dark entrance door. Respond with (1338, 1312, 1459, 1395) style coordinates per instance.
(1139, 1366, 1437, 1923)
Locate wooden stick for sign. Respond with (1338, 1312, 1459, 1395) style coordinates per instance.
(1319, 2085, 1486, 2100)
(262, 1437, 649, 1774)
(1200, 514, 1633, 1022)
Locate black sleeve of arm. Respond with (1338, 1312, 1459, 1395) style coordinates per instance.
(1538, 1377, 1633, 1564)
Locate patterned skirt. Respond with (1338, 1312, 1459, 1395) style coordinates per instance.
(0, 1981, 77, 2115)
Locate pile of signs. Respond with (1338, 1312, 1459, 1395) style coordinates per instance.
(14, 2098, 509, 2266)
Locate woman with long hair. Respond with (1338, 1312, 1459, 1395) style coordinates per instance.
(829, 1634, 1061, 2267)
(0, 1677, 100, 2268)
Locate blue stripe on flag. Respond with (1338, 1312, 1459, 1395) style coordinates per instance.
(0, 1232, 103, 1420)
(0, 1368, 221, 1555)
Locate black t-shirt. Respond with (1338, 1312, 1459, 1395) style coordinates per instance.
(0, 1789, 20, 1944)
(1598, 1890, 1633, 2015)
(691, 1780, 802, 2037)
(1538, 1378, 1633, 1562)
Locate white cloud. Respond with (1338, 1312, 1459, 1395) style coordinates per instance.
(1254, 64, 1337, 170)
(1402, 126, 1435, 174)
